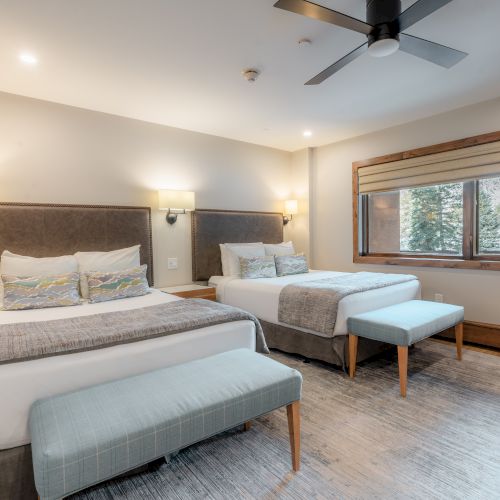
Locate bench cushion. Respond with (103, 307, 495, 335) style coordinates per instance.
(347, 300, 464, 346)
(30, 349, 302, 500)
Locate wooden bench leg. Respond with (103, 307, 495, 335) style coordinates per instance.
(397, 346, 408, 398)
(455, 322, 463, 361)
(286, 401, 300, 472)
(243, 421, 251, 432)
(348, 334, 358, 378)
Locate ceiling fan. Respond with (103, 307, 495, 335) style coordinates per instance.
(274, 0, 468, 85)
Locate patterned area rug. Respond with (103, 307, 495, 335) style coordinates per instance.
(73, 340, 500, 499)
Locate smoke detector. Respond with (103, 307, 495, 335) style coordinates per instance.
(242, 69, 260, 82)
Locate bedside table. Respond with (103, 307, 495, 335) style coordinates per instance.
(159, 284, 217, 301)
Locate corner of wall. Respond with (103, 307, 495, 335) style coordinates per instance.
(290, 147, 314, 264)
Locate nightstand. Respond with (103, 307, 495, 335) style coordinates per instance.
(159, 284, 217, 301)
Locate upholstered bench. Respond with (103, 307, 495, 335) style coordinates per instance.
(347, 300, 464, 397)
(29, 349, 302, 500)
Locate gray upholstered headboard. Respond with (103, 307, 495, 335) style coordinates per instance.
(0, 202, 154, 285)
(192, 209, 283, 281)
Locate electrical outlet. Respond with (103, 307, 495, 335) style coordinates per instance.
(434, 293, 444, 303)
(167, 257, 178, 270)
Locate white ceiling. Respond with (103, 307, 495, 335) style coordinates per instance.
(1, 0, 500, 151)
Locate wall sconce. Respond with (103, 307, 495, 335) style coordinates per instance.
(158, 190, 195, 224)
(283, 199, 298, 225)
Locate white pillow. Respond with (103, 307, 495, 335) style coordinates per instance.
(0, 250, 78, 276)
(75, 245, 141, 299)
(219, 243, 265, 277)
(0, 250, 78, 307)
(219, 243, 263, 277)
(264, 241, 295, 257)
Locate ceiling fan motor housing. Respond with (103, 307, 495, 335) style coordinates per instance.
(366, 0, 401, 47)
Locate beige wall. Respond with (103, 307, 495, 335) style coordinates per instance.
(3, 90, 500, 323)
(307, 96, 500, 324)
(286, 148, 311, 259)
(0, 92, 291, 286)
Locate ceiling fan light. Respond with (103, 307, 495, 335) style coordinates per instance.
(368, 38, 400, 58)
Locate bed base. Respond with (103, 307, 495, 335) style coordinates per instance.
(0, 444, 35, 500)
(260, 320, 390, 369)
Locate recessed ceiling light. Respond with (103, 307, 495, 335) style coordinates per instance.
(19, 52, 38, 65)
(303, 130, 313, 138)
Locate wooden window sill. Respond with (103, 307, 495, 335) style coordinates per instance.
(354, 255, 500, 271)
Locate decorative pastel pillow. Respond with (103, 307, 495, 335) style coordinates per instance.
(275, 254, 309, 277)
(0, 250, 78, 308)
(75, 245, 141, 299)
(86, 264, 150, 303)
(264, 241, 295, 257)
(1, 272, 81, 311)
(239, 256, 277, 279)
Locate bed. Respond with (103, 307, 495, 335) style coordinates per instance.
(0, 203, 257, 500)
(192, 209, 421, 367)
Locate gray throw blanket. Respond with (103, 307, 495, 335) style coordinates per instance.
(0, 299, 268, 364)
(278, 272, 417, 336)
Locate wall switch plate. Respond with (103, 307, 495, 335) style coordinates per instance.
(434, 293, 444, 303)
(167, 257, 178, 270)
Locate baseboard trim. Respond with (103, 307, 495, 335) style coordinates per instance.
(436, 320, 500, 349)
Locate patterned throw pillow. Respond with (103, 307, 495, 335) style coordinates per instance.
(239, 256, 277, 279)
(86, 264, 150, 303)
(275, 254, 309, 277)
(1, 272, 81, 310)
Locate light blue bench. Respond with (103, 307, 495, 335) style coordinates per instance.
(29, 349, 302, 500)
(347, 300, 464, 397)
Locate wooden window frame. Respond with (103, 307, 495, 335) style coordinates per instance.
(353, 131, 500, 271)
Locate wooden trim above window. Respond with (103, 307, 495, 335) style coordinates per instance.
(353, 130, 500, 271)
(352, 131, 500, 169)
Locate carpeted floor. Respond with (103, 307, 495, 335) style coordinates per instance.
(73, 340, 500, 500)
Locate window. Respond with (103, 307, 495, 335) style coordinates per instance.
(366, 183, 464, 256)
(353, 133, 500, 270)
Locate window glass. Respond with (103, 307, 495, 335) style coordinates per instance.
(478, 177, 500, 254)
(367, 183, 464, 255)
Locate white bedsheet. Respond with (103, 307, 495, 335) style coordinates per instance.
(0, 289, 256, 449)
(210, 270, 421, 337)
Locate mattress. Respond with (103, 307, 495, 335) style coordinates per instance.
(0, 289, 256, 449)
(210, 270, 421, 337)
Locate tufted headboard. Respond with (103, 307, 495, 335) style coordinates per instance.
(0, 202, 154, 285)
(191, 209, 284, 281)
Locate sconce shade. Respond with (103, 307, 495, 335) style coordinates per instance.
(284, 199, 298, 215)
(158, 190, 195, 211)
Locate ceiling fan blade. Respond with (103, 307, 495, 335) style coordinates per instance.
(398, 0, 454, 31)
(305, 42, 368, 85)
(274, 0, 372, 36)
(399, 33, 467, 68)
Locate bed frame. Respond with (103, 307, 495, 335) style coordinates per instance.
(0, 202, 153, 500)
(191, 209, 389, 369)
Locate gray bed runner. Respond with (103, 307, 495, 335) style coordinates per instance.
(278, 272, 417, 337)
(0, 299, 268, 364)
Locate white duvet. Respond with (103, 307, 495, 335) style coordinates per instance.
(0, 289, 256, 449)
(210, 270, 421, 337)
